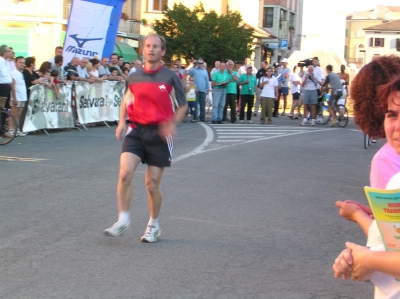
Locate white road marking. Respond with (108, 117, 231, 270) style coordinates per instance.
(173, 122, 214, 162)
(174, 124, 333, 163)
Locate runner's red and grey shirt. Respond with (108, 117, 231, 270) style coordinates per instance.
(125, 65, 187, 126)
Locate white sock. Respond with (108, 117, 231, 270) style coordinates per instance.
(118, 211, 130, 223)
(303, 118, 307, 122)
(148, 217, 159, 228)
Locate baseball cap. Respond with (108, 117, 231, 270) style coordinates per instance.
(282, 58, 289, 63)
(246, 64, 252, 68)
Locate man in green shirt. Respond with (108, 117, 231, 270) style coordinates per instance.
(211, 62, 228, 124)
(223, 60, 238, 123)
(238, 65, 257, 123)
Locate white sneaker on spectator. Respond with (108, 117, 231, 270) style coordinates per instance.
(311, 119, 315, 126)
(301, 120, 308, 126)
(104, 220, 130, 236)
(141, 225, 161, 243)
(16, 130, 26, 137)
(316, 118, 323, 123)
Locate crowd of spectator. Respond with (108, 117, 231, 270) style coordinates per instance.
(0, 44, 144, 137)
(0, 42, 351, 139)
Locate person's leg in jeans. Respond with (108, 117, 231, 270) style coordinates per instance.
(246, 95, 254, 121)
(223, 93, 229, 121)
(217, 89, 226, 122)
(212, 89, 222, 122)
(196, 92, 206, 121)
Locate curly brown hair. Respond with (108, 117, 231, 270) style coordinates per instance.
(352, 55, 400, 138)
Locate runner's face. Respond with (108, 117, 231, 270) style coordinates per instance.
(143, 36, 165, 63)
(385, 92, 400, 155)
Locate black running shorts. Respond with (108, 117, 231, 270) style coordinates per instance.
(122, 124, 173, 167)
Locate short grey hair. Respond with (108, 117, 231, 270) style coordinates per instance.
(0, 45, 9, 56)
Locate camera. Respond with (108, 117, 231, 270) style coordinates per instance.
(298, 58, 313, 67)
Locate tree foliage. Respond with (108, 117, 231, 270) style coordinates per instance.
(153, 3, 255, 64)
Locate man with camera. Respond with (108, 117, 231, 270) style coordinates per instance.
(301, 65, 323, 126)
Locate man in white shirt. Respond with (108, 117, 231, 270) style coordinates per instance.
(210, 61, 220, 76)
(77, 57, 93, 82)
(0, 45, 13, 138)
(7, 47, 16, 71)
(288, 66, 301, 119)
(128, 60, 143, 75)
(312, 57, 325, 85)
(301, 65, 323, 126)
(10, 56, 27, 136)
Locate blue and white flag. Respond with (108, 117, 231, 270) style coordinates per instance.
(63, 0, 125, 64)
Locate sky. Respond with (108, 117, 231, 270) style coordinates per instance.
(345, 0, 400, 13)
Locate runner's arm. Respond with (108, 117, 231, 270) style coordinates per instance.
(116, 88, 132, 141)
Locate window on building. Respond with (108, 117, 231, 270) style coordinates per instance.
(289, 13, 295, 28)
(397, 38, 400, 51)
(344, 45, 348, 59)
(263, 7, 274, 28)
(369, 37, 385, 47)
(149, 0, 168, 11)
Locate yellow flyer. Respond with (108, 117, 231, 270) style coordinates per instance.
(364, 187, 400, 251)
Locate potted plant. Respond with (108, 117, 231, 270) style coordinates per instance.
(141, 19, 148, 26)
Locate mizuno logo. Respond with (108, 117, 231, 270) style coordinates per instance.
(69, 34, 103, 48)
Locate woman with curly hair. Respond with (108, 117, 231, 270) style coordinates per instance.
(333, 55, 400, 299)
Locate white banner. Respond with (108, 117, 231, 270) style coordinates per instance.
(75, 81, 124, 124)
(23, 84, 74, 132)
(63, 0, 125, 62)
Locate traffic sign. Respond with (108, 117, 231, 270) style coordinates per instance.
(279, 39, 288, 49)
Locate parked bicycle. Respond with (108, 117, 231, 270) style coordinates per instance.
(0, 97, 17, 145)
(364, 133, 378, 149)
(316, 93, 349, 127)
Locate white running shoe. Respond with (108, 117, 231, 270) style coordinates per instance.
(141, 225, 161, 243)
(16, 130, 26, 137)
(104, 220, 130, 236)
(316, 118, 323, 123)
(301, 120, 308, 126)
(311, 119, 315, 126)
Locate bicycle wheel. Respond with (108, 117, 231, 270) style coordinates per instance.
(0, 109, 17, 145)
(336, 106, 349, 127)
(364, 133, 370, 149)
(317, 104, 330, 125)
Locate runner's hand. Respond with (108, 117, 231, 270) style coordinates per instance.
(116, 123, 127, 141)
(158, 120, 176, 140)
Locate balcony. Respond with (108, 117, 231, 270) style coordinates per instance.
(64, 3, 71, 20)
(118, 20, 141, 36)
(347, 57, 363, 64)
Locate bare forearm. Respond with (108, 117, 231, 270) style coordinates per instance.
(367, 251, 400, 279)
(174, 104, 188, 123)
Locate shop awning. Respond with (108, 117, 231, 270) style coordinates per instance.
(114, 41, 138, 61)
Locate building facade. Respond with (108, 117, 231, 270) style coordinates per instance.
(0, 0, 68, 65)
(345, 5, 400, 67)
(260, 0, 297, 64)
(363, 20, 400, 63)
(118, 0, 274, 66)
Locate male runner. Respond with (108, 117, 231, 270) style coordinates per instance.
(104, 34, 187, 243)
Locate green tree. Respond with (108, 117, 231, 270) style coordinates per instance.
(153, 3, 255, 65)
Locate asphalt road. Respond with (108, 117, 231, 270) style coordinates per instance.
(0, 113, 380, 298)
